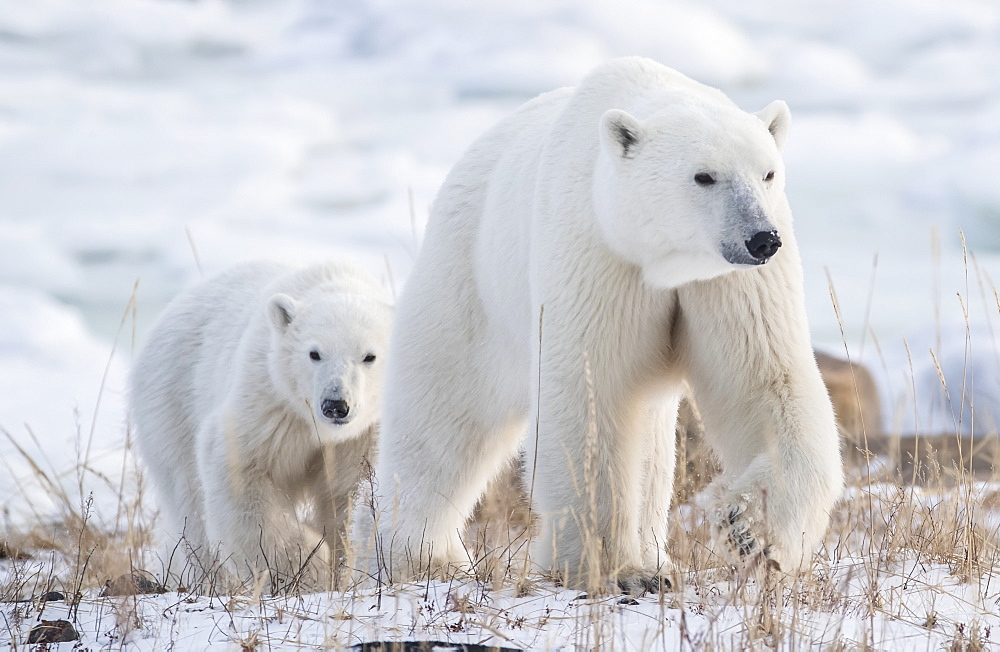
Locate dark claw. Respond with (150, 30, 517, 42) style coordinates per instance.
(729, 525, 757, 557)
(617, 574, 672, 595)
(648, 575, 672, 593)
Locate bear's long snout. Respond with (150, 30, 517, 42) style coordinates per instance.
(745, 230, 782, 261)
(321, 398, 350, 421)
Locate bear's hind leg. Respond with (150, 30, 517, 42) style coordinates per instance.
(359, 412, 527, 583)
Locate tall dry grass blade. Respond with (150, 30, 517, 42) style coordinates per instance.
(826, 267, 874, 556)
(81, 279, 141, 505)
(521, 305, 543, 584)
(903, 338, 921, 485)
(1, 425, 69, 525)
(928, 349, 959, 448)
(2, 425, 73, 518)
(580, 350, 600, 593)
(185, 226, 203, 276)
(932, 226, 942, 356)
(407, 185, 422, 257)
(382, 253, 397, 302)
(970, 257, 1000, 382)
(858, 252, 879, 359)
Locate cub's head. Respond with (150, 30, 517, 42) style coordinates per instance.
(266, 291, 391, 442)
(592, 99, 791, 288)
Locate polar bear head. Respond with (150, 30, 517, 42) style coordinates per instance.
(592, 99, 791, 288)
(266, 291, 391, 442)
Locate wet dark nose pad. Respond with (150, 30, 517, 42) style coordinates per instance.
(745, 230, 782, 260)
(322, 399, 350, 420)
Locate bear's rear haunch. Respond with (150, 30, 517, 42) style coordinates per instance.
(351, 57, 844, 592)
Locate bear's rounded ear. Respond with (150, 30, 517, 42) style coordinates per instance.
(756, 100, 791, 152)
(267, 293, 297, 333)
(600, 109, 645, 160)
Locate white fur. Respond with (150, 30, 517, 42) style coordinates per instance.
(354, 57, 843, 589)
(131, 260, 391, 588)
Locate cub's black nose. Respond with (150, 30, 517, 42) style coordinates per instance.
(322, 399, 350, 420)
(746, 230, 782, 261)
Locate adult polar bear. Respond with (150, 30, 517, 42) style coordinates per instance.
(358, 57, 843, 590)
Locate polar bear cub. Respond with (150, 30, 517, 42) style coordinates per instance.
(354, 57, 843, 592)
(131, 260, 391, 590)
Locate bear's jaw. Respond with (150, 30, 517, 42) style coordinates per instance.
(309, 414, 370, 444)
(640, 250, 746, 289)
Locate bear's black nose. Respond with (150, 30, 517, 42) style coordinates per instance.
(322, 399, 350, 420)
(746, 230, 782, 261)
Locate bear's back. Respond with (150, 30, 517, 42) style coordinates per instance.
(130, 261, 291, 434)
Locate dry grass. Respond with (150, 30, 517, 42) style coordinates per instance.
(4, 392, 1000, 650)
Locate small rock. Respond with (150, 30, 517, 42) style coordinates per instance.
(40, 591, 65, 602)
(0, 541, 30, 560)
(100, 571, 166, 597)
(815, 351, 882, 441)
(618, 597, 640, 605)
(27, 619, 79, 644)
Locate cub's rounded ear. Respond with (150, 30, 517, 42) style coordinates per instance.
(600, 109, 645, 160)
(756, 100, 791, 152)
(267, 293, 297, 333)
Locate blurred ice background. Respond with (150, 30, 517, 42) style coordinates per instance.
(2, 0, 1000, 526)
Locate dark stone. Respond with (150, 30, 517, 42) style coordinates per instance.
(100, 571, 166, 597)
(27, 619, 79, 644)
(0, 541, 30, 560)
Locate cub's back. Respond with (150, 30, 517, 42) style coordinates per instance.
(130, 262, 290, 453)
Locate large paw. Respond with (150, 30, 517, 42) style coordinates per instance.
(712, 494, 778, 570)
(615, 569, 673, 596)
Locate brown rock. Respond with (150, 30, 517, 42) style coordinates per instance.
(99, 571, 166, 597)
(0, 541, 30, 560)
(815, 350, 883, 466)
(27, 619, 78, 644)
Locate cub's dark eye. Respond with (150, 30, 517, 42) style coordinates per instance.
(363, 353, 377, 364)
(309, 350, 321, 361)
(764, 170, 775, 182)
(694, 173, 716, 186)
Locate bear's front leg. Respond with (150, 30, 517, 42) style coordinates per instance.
(197, 415, 325, 591)
(675, 248, 844, 573)
(307, 429, 375, 568)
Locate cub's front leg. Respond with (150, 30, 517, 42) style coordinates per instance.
(196, 413, 324, 589)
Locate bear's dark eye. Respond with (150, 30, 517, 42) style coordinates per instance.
(764, 170, 775, 182)
(363, 353, 377, 364)
(694, 173, 716, 186)
(309, 350, 321, 361)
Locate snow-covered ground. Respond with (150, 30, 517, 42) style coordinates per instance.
(5, 534, 1000, 649)
(3, 1, 1000, 647)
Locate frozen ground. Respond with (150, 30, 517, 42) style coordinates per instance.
(5, 488, 1000, 650)
(2, 0, 1000, 648)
